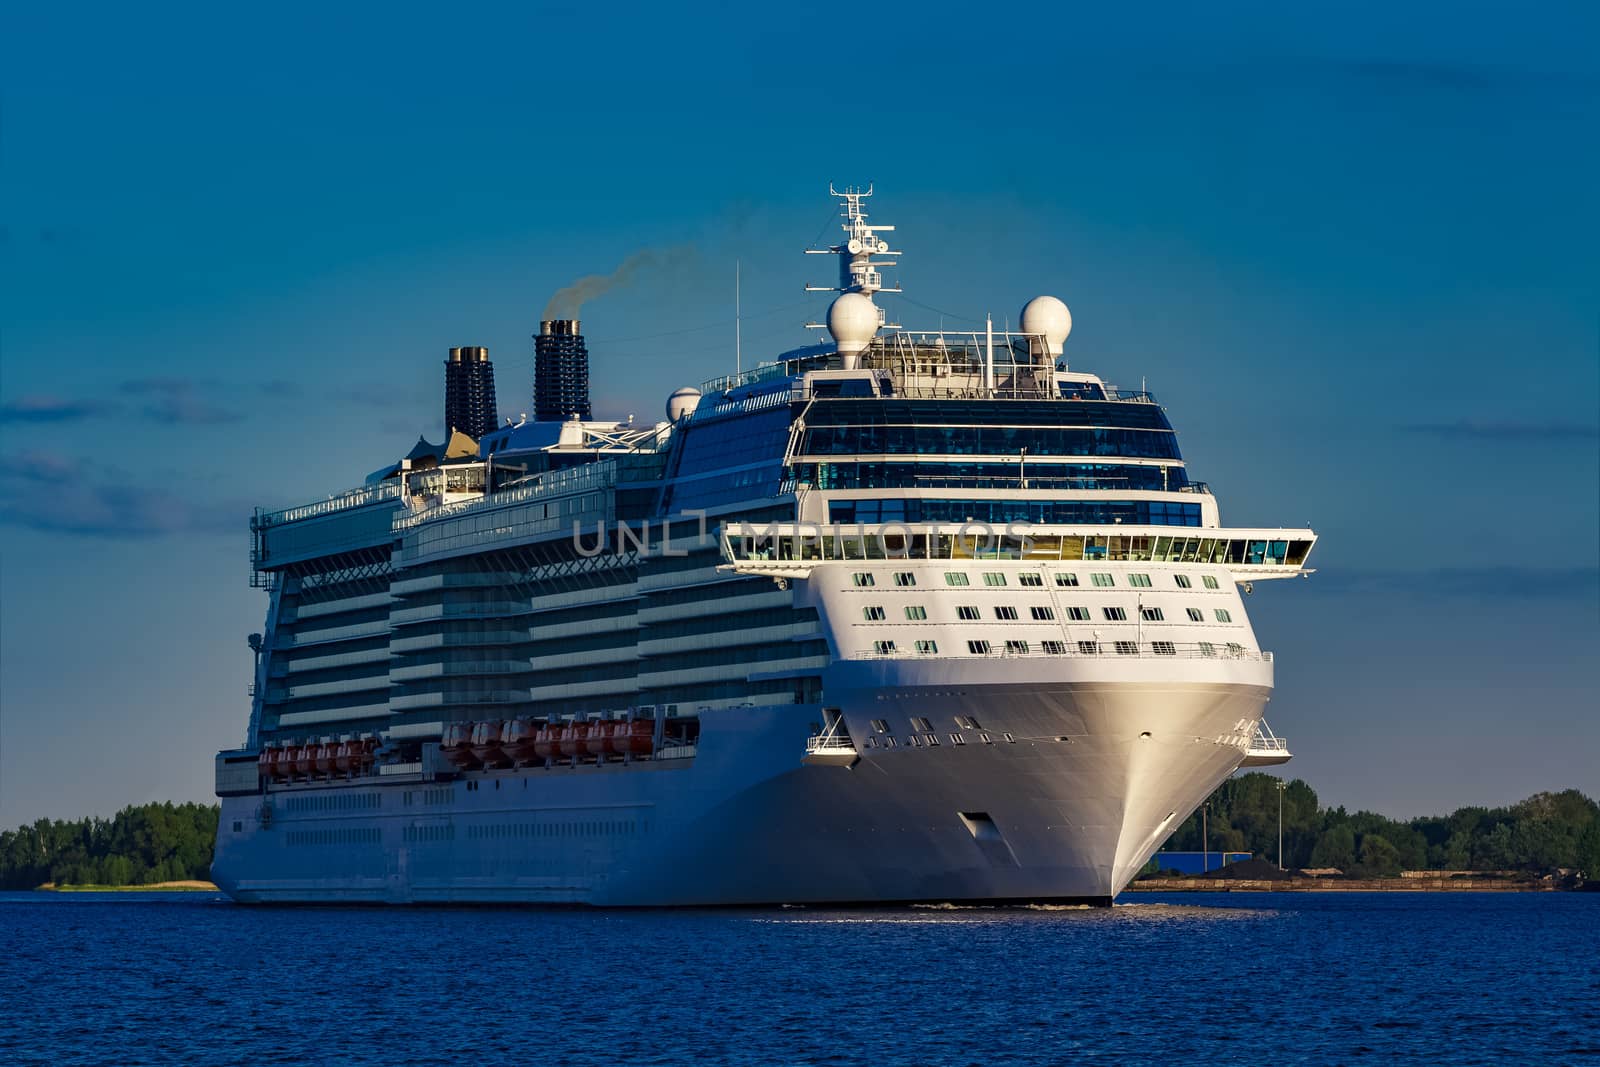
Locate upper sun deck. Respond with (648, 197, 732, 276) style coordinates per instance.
(700, 337, 1151, 408)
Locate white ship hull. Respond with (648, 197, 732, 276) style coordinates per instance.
(214, 660, 1269, 905)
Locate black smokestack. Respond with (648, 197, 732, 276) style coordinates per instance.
(533, 320, 590, 423)
(444, 346, 498, 440)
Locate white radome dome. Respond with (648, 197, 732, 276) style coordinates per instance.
(666, 386, 701, 422)
(827, 292, 880, 366)
(1020, 295, 1072, 357)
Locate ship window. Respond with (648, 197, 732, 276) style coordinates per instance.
(863, 606, 886, 621)
(945, 572, 970, 586)
(1019, 573, 1043, 587)
(894, 572, 916, 587)
(1042, 640, 1067, 655)
(994, 606, 1019, 620)
(884, 736, 898, 747)
(1078, 640, 1100, 654)
(1199, 641, 1216, 656)
(915, 640, 938, 655)
(1003, 733, 1016, 743)
(873, 640, 896, 655)
(1004, 640, 1029, 655)
(1141, 606, 1164, 621)
(1227, 642, 1245, 654)
(1066, 606, 1090, 621)
(950, 733, 966, 746)
(1215, 608, 1233, 623)
(955, 715, 982, 730)
(909, 734, 922, 747)
(871, 719, 890, 733)
(957, 605, 981, 620)
(1129, 574, 1153, 588)
(912, 717, 933, 732)
(1055, 573, 1080, 587)
(1152, 641, 1177, 655)
(967, 640, 992, 654)
(979, 732, 993, 744)
(852, 573, 875, 587)
(1091, 573, 1115, 587)
(1203, 575, 1220, 590)
(983, 572, 1007, 587)
(1114, 641, 1138, 655)
(1186, 608, 1204, 622)
(905, 605, 928, 620)
(864, 737, 876, 749)
(1031, 606, 1055, 621)
(925, 734, 940, 746)
(1174, 574, 1193, 589)
(1103, 607, 1127, 621)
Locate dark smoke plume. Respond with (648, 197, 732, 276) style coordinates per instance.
(543, 245, 694, 320)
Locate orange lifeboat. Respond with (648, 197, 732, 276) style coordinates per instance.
(502, 718, 541, 765)
(269, 747, 295, 780)
(335, 740, 373, 776)
(257, 748, 274, 779)
(532, 722, 562, 762)
(313, 742, 339, 777)
(471, 719, 509, 768)
(442, 722, 481, 769)
(293, 744, 315, 777)
(614, 719, 655, 757)
(557, 721, 590, 759)
(584, 720, 614, 758)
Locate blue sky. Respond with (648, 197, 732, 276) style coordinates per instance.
(2, 2, 1596, 826)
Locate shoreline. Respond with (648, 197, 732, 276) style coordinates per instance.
(38, 880, 219, 893)
(1126, 877, 1560, 893)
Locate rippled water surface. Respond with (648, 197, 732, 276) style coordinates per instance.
(2, 891, 1596, 1064)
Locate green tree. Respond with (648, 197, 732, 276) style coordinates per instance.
(1354, 834, 1402, 877)
(1575, 823, 1600, 883)
(1310, 824, 1356, 870)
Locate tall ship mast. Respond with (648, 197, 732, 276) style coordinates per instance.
(212, 186, 1314, 905)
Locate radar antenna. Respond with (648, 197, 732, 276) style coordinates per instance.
(805, 183, 903, 299)
(804, 184, 902, 348)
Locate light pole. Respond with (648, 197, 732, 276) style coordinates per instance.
(1276, 778, 1287, 871)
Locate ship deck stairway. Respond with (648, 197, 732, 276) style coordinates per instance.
(803, 709, 859, 768)
(1241, 719, 1292, 767)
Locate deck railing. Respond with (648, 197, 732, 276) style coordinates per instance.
(254, 481, 402, 528)
(845, 642, 1271, 663)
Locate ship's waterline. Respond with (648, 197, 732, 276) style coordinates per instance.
(214, 185, 1314, 905)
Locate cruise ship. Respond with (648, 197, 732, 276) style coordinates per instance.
(211, 186, 1315, 905)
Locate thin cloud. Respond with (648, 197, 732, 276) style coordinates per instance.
(0, 395, 111, 423)
(119, 377, 244, 425)
(1403, 420, 1599, 443)
(0, 451, 246, 538)
(258, 379, 304, 399)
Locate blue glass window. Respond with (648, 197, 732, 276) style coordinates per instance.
(663, 407, 794, 512)
(798, 400, 1181, 460)
(789, 461, 1187, 492)
(827, 499, 1203, 526)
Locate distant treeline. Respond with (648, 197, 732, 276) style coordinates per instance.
(1160, 775, 1600, 878)
(0, 802, 218, 889)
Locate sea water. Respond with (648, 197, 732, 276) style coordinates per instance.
(1, 891, 1595, 1064)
